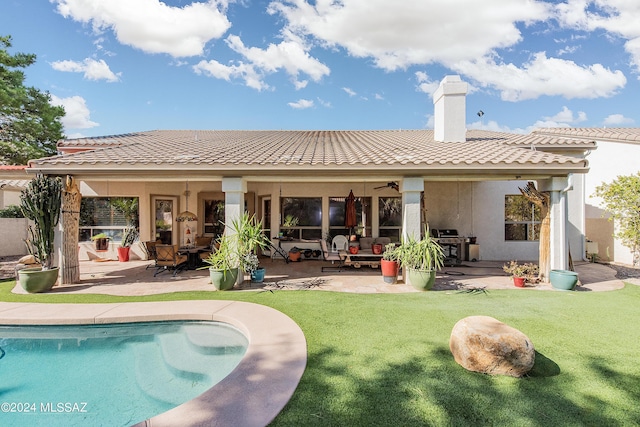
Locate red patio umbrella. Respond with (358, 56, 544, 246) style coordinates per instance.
(345, 190, 357, 236)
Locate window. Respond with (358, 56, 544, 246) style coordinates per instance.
(281, 197, 322, 239)
(505, 195, 541, 241)
(329, 196, 372, 237)
(80, 197, 139, 242)
(379, 197, 402, 242)
(203, 199, 225, 237)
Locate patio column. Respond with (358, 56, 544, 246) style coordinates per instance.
(222, 177, 247, 236)
(401, 177, 424, 241)
(540, 177, 571, 271)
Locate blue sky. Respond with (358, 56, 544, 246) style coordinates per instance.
(2, 0, 639, 139)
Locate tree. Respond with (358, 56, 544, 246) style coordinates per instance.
(0, 35, 65, 165)
(594, 172, 640, 267)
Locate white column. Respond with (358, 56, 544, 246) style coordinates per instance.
(540, 177, 570, 270)
(222, 177, 247, 236)
(401, 177, 424, 241)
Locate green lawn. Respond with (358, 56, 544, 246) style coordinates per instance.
(1, 280, 639, 426)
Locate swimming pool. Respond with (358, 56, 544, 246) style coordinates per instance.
(0, 321, 248, 426)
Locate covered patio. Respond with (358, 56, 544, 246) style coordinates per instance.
(7, 256, 629, 296)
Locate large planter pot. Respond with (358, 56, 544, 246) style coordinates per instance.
(19, 267, 59, 293)
(210, 268, 239, 290)
(380, 259, 399, 284)
(117, 246, 130, 262)
(251, 267, 266, 283)
(407, 268, 436, 291)
(550, 269, 578, 291)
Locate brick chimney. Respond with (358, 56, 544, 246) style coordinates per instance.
(433, 75, 468, 142)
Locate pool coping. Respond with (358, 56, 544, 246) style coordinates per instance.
(0, 300, 307, 427)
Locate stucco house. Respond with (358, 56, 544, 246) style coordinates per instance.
(26, 76, 595, 275)
(532, 128, 640, 266)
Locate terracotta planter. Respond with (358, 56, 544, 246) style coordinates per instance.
(19, 267, 59, 293)
(513, 276, 526, 287)
(372, 243, 383, 255)
(349, 246, 359, 254)
(289, 250, 301, 262)
(380, 259, 399, 284)
(117, 246, 130, 262)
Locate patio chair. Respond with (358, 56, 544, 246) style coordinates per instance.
(332, 235, 349, 252)
(154, 244, 188, 277)
(321, 239, 345, 272)
(143, 240, 160, 270)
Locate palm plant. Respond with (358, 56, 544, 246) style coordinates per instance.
(397, 228, 445, 271)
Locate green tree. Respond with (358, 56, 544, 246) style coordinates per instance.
(594, 172, 640, 266)
(0, 35, 65, 165)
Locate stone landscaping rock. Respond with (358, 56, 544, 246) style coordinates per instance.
(449, 315, 535, 377)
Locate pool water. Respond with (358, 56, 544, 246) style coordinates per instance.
(0, 321, 248, 426)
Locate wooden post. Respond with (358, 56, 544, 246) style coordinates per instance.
(519, 182, 550, 281)
(61, 175, 81, 284)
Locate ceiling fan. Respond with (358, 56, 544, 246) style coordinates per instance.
(373, 182, 399, 191)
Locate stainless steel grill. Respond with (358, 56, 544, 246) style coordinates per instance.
(432, 229, 464, 265)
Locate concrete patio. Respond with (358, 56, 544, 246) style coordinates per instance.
(6, 256, 638, 296)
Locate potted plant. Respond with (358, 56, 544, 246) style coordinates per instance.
(117, 226, 139, 262)
(242, 252, 265, 282)
(200, 235, 239, 290)
(549, 269, 579, 291)
(232, 213, 270, 280)
(18, 174, 62, 293)
(381, 243, 400, 284)
(503, 261, 539, 287)
(91, 232, 110, 251)
(397, 228, 445, 291)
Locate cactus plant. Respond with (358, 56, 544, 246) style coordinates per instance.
(20, 174, 62, 270)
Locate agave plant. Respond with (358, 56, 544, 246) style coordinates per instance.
(20, 174, 62, 270)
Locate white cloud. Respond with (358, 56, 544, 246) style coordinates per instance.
(225, 34, 330, 86)
(193, 59, 270, 91)
(555, 1, 640, 72)
(544, 106, 587, 124)
(53, 0, 231, 57)
(603, 113, 635, 125)
(342, 87, 356, 97)
(374, 93, 384, 100)
(415, 71, 439, 95)
(50, 95, 99, 130)
(193, 33, 329, 90)
(51, 58, 121, 82)
(454, 52, 626, 101)
(288, 99, 314, 109)
(268, 0, 550, 71)
(317, 97, 331, 108)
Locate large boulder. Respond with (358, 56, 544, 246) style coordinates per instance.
(449, 315, 535, 377)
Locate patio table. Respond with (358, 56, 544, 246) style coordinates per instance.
(178, 245, 208, 270)
(339, 249, 383, 269)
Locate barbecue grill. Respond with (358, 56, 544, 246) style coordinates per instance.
(431, 229, 465, 265)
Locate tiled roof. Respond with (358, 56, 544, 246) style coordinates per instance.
(0, 179, 29, 190)
(32, 129, 588, 176)
(532, 127, 640, 144)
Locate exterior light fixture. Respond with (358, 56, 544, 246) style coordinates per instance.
(176, 181, 198, 222)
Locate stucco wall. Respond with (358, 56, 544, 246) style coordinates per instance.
(584, 141, 639, 265)
(473, 181, 539, 262)
(1, 189, 21, 210)
(0, 218, 28, 257)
